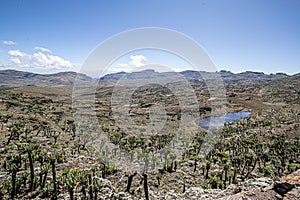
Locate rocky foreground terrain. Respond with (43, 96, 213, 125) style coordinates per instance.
(61, 169, 299, 200)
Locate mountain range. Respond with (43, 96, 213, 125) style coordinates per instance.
(101, 69, 289, 85)
(0, 69, 297, 88)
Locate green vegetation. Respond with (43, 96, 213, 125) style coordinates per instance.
(0, 70, 299, 199)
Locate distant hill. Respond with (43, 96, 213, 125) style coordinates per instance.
(100, 69, 289, 85)
(0, 70, 92, 88)
(0, 69, 292, 88)
(261, 72, 300, 104)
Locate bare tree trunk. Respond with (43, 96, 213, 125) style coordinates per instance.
(143, 173, 149, 200)
(51, 159, 57, 199)
(126, 173, 136, 193)
(29, 153, 34, 192)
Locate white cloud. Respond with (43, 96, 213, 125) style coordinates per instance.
(129, 55, 147, 67)
(8, 48, 73, 69)
(8, 50, 30, 58)
(10, 57, 21, 64)
(34, 46, 51, 53)
(117, 54, 147, 69)
(32, 52, 72, 69)
(2, 40, 16, 45)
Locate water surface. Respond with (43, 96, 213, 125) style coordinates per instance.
(195, 112, 251, 130)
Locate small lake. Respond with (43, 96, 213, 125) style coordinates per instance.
(195, 112, 251, 130)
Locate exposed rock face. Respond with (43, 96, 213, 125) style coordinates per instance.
(280, 170, 300, 199)
(274, 182, 295, 196)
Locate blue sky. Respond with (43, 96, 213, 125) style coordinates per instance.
(0, 0, 299, 75)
